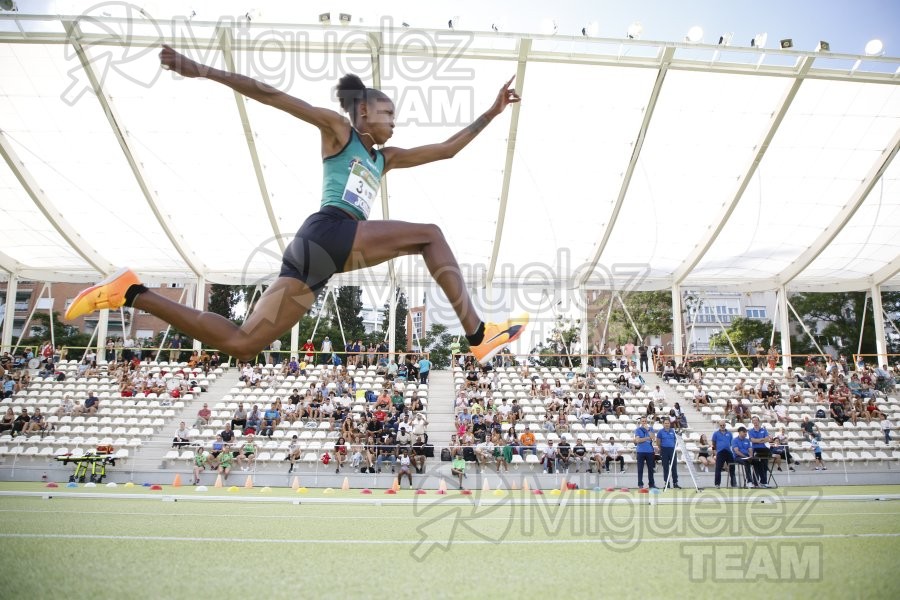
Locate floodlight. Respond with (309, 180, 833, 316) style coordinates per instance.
(0, 0, 17, 9)
(816, 40, 830, 52)
(627, 21, 643, 39)
(448, 16, 459, 30)
(318, 12, 330, 24)
(339, 13, 351, 25)
(780, 38, 793, 49)
(685, 26, 703, 43)
(751, 33, 767, 48)
(540, 18, 558, 36)
(582, 21, 598, 37)
(865, 39, 884, 56)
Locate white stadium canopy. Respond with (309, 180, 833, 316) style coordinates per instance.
(1, 12, 899, 295)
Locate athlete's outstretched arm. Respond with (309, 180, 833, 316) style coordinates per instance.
(382, 76, 520, 172)
(159, 45, 346, 137)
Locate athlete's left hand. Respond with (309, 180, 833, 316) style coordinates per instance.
(488, 76, 521, 116)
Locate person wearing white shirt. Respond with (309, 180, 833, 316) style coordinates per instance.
(651, 385, 666, 407)
(604, 437, 626, 473)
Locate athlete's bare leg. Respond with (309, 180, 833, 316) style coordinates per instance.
(132, 277, 315, 361)
(345, 220, 481, 335)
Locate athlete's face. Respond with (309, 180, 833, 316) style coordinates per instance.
(361, 97, 395, 144)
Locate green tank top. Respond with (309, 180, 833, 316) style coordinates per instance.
(321, 129, 385, 220)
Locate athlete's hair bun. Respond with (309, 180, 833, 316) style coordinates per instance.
(336, 74, 366, 113)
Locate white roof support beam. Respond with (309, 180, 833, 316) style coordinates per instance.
(217, 27, 284, 253)
(776, 127, 900, 287)
(0, 130, 114, 275)
(874, 255, 900, 286)
(579, 46, 675, 287)
(367, 31, 396, 289)
(0, 249, 23, 274)
(673, 56, 814, 285)
(487, 38, 531, 285)
(62, 19, 204, 277)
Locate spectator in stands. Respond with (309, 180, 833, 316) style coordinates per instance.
(168, 335, 182, 363)
(880, 416, 892, 444)
(261, 402, 280, 437)
(774, 400, 791, 425)
(830, 397, 850, 426)
(375, 434, 398, 473)
(192, 450, 212, 485)
(450, 453, 467, 488)
(770, 427, 797, 472)
(245, 404, 261, 432)
(287, 435, 302, 473)
(236, 434, 257, 471)
(12, 408, 30, 437)
(810, 437, 826, 470)
(172, 421, 190, 448)
(411, 436, 427, 473)
(634, 416, 656, 489)
(25, 408, 49, 436)
(519, 426, 536, 457)
(55, 395, 76, 418)
(0, 407, 14, 434)
(570, 439, 588, 472)
(194, 403, 211, 428)
(218, 447, 235, 480)
(748, 416, 771, 487)
(696, 434, 711, 472)
(788, 384, 803, 404)
(733, 398, 749, 424)
(731, 426, 754, 487)
(77, 390, 100, 416)
(231, 403, 248, 431)
(220, 423, 235, 444)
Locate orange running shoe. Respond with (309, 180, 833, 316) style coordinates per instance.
(65, 268, 142, 320)
(470, 314, 529, 365)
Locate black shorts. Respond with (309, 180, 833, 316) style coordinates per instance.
(280, 206, 359, 292)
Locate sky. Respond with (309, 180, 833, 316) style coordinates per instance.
(22, 0, 900, 56)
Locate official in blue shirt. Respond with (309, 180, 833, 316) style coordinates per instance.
(731, 427, 754, 487)
(633, 416, 656, 489)
(418, 356, 432, 385)
(711, 420, 736, 487)
(656, 419, 680, 489)
(748, 416, 771, 486)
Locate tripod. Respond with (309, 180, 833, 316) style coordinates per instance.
(663, 432, 701, 492)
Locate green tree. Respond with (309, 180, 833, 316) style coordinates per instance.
(789, 291, 900, 357)
(420, 323, 455, 368)
(611, 291, 672, 341)
(380, 289, 408, 353)
(708, 316, 780, 361)
(334, 286, 365, 342)
(529, 316, 581, 368)
(208, 284, 240, 320)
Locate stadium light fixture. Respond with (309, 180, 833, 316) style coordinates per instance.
(0, 0, 17, 10)
(402, 22, 410, 28)
(318, 12, 331, 24)
(448, 16, 460, 30)
(718, 32, 733, 45)
(581, 21, 598, 37)
(540, 18, 558, 36)
(780, 38, 793, 49)
(865, 39, 884, 56)
(750, 32, 767, 48)
(339, 13, 351, 25)
(626, 21, 643, 39)
(685, 26, 703, 43)
(816, 40, 831, 52)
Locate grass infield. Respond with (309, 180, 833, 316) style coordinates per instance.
(0, 482, 898, 598)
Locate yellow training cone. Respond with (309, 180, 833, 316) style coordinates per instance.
(227, 485, 239, 492)
(297, 487, 308, 494)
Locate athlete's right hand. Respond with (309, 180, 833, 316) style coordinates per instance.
(159, 44, 207, 78)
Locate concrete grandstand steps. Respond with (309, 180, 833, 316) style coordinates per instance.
(642, 372, 712, 436)
(424, 370, 455, 449)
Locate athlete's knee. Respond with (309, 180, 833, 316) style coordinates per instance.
(423, 223, 446, 245)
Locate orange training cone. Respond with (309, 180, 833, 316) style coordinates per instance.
(214, 474, 223, 488)
(522, 479, 530, 492)
(392, 477, 400, 492)
(481, 479, 490, 492)
(341, 477, 350, 491)
(172, 474, 182, 488)
(438, 479, 448, 494)
(244, 475, 253, 489)
(511, 480, 519, 491)
(559, 477, 568, 492)
(291, 476, 300, 490)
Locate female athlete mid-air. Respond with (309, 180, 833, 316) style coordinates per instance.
(66, 45, 528, 364)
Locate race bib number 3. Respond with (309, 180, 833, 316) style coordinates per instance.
(343, 161, 378, 218)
